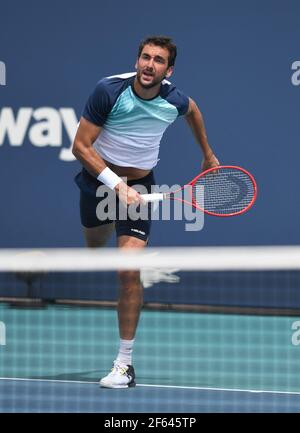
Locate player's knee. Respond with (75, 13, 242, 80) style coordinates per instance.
(118, 270, 141, 290)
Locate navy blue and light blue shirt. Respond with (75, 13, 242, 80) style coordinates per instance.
(82, 72, 189, 169)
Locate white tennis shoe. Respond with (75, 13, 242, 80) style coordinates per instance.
(99, 360, 136, 389)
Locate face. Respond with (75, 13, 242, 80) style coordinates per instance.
(135, 44, 174, 89)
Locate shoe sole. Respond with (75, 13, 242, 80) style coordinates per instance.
(99, 380, 136, 389)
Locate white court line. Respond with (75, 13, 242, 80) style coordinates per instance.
(137, 383, 300, 395)
(0, 377, 98, 385)
(0, 377, 300, 396)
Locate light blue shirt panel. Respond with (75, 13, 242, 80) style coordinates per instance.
(103, 87, 179, 137)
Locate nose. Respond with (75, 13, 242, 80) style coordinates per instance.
(146, 58, 154, 69)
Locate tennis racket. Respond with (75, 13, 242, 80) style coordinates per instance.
(141, 165, 257, 217)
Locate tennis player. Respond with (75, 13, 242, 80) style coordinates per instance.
(72, 36, 219, 388)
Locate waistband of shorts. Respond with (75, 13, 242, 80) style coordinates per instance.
(82, 167, 155, 185)
(126, 170, 154, 186)
(75, 167, 155, 195)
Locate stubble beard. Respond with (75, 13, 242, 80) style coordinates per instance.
(136, 70, 166, 89)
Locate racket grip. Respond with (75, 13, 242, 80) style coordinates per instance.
(141, 193, 165, 203)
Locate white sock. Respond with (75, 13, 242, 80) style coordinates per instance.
(116, 338, 135, 366)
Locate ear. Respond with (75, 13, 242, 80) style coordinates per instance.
(135, 59, 138, 70)
(165, 66, 174, 79)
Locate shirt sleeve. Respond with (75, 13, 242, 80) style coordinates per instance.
(82, 79, 113, 126)
(172, 88, 190, 116)
(161, 84, 190, 116)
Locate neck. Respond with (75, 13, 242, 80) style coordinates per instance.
(133, 77, 161, 100)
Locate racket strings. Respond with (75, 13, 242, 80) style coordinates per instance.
(192, 168, 255, 215)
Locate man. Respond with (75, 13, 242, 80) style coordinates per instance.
(72, 36, 219, 388)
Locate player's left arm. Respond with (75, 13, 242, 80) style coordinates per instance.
(185, 97, 220, 171)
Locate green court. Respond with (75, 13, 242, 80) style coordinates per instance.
(1, 303, 300, 412)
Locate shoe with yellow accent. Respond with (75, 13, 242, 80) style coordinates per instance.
(99, 361, 136, 389)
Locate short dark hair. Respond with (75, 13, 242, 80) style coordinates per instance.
(138, 36, 177, 67)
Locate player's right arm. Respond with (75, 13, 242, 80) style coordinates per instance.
(72, 117, 142, 205)
(72, 117, 106, 176)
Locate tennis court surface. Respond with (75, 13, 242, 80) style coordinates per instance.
(1, 246, 300, 412)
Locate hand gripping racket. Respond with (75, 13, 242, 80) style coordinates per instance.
(141, 166, 257, 217)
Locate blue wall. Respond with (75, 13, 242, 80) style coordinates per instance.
(1, 0, 299, 247)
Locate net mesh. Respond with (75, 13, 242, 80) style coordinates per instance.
(193, 167, 256, 215)
(0, 246, 300, 413)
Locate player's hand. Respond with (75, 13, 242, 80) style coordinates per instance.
(115, 181, 145, 206)
(201, 153, 220, 172)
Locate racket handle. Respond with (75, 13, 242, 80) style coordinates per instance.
(141, 193, 165, 203)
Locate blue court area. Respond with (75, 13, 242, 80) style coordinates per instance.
(1, 303, 300, 412)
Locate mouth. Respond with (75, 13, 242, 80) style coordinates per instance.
(141, 70, 154, 81)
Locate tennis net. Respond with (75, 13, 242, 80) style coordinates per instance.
(0, 246, 300, 413)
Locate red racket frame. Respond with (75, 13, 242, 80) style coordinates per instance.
(169, 165, 258, 217)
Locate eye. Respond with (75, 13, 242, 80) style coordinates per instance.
(155, 57, 166, 64)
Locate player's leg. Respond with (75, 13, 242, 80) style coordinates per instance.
(80, 189, 115, 247)
(83, 223, 115, 248)
(99, 235, 146, 389)
(99, 172, 153, 388)
(117, 235, 146, 340)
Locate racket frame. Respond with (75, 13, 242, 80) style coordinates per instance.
(141, 165, 258, 217)
(187, 165, 258, 217)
